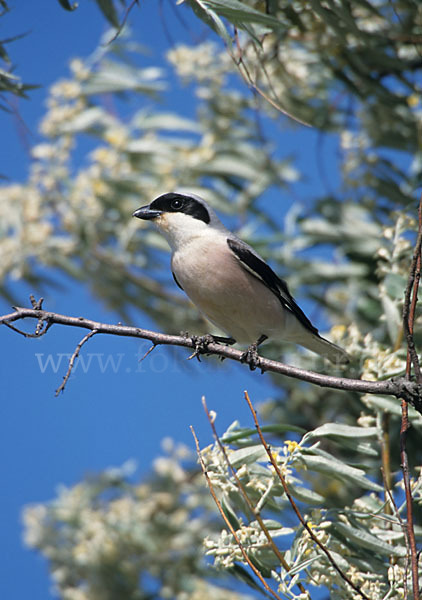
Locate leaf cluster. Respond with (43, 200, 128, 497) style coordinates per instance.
(0, 2, 38, 109)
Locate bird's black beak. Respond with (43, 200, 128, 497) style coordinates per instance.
(132, 205, 162, 220)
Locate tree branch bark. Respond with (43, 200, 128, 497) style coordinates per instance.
(1, 303, 421, 409)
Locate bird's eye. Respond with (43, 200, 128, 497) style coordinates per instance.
(170, 198, 183, 210)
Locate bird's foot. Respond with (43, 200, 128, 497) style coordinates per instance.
(240, 335, 268, 371)
(187, 334, 236, 361)
(240, 344, 261, 370)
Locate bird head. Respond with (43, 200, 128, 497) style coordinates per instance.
(133, 192, 226, 249)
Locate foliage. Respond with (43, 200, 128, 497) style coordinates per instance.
(2, 1, 422, 598)
(0, 1, 38, 110)
(23, 444, 253, 600)
(202, 415, 422, 599)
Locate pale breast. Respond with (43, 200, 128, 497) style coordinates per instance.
(171, 237, 287, 343)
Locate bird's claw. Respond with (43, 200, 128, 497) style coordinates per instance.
(240, 343, 261, 371)
(187, 334, 235, 361)
(187, 335, 209, 361)
(240, 335, 267, 371)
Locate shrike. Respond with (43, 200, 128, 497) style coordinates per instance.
(133, 192, 349, 365)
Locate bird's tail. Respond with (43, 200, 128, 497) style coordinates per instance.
(300, 332, 350, 365)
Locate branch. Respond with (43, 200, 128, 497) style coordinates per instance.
(403, 201, 422, 383)
(108, 0, 139, 43)
(400, 197, 422, 600)
(1, 303, 422, 407)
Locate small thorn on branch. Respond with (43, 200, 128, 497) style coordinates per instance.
(139, 343, 157, 362)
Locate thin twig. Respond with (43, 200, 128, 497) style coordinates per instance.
(229, 24, 311, 126)
(2, 303, 421, 404)
(399, 405, 419, 600)
(244, 390, 371, 600)
(236, 50, 311, 127)
(55, 330, 98, 396)
(380, 466, 411, 600)
(400, 198, 422, 600)
(201, 397, 307, 595)
(380, 413, 392, 514)
(108, 0, 139, 43)
(190, 425, 283, 600)
(3, 317, 52, 338)
(403, 200, 422, 383)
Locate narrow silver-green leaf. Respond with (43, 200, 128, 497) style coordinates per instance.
(229, 445, 268, 468)
(288, 483, 324, 504)
(305, 423, 378, 441)
(333, 523, 406, 557)
(300, 454, 383, 492)
(221, 423, 305, 443)
(200, 0, 282, 30)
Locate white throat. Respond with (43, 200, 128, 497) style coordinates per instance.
(153, 212, 227, 251)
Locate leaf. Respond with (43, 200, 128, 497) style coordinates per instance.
(194, 155, 264, 180)
(305, 423, 378, 441)
(95, 0, 120, 28)
(221, 423, 305, 443)
(56, 0, 78, 10)
(132, 111, 201, 133)
(185, 0, 233, 48)
(82, 63, 165, 96)
(228, 564, 270, 595)
(327, 439, 379, 456)
(303, 424, 380, 454)
(381, 294, 401, 344)
(288, 483, 324, 504)
(220, 494, 241, 530)
(0, 32, 30, 64)
(126, 138, 176, 155)
(300, 454, 383, 492)
(200, 0, 283, 31)
(0, 42, 9, 63)
(54, 107, 106, 134)
(288, 554, 323, 575)
(362, 395, 422, 423)
(253, 519, 294, 534)
(0, 67, 19, 81)
(332, 522, 406, 558)
(229, 445, 268, 468)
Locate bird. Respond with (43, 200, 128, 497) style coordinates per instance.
(133, 192, 349, 365)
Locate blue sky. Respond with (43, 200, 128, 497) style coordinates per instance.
(0, 3, 284, 599)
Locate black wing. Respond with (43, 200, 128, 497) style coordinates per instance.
(227, 237, 319, 335)
(172, 270, 184, 291)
